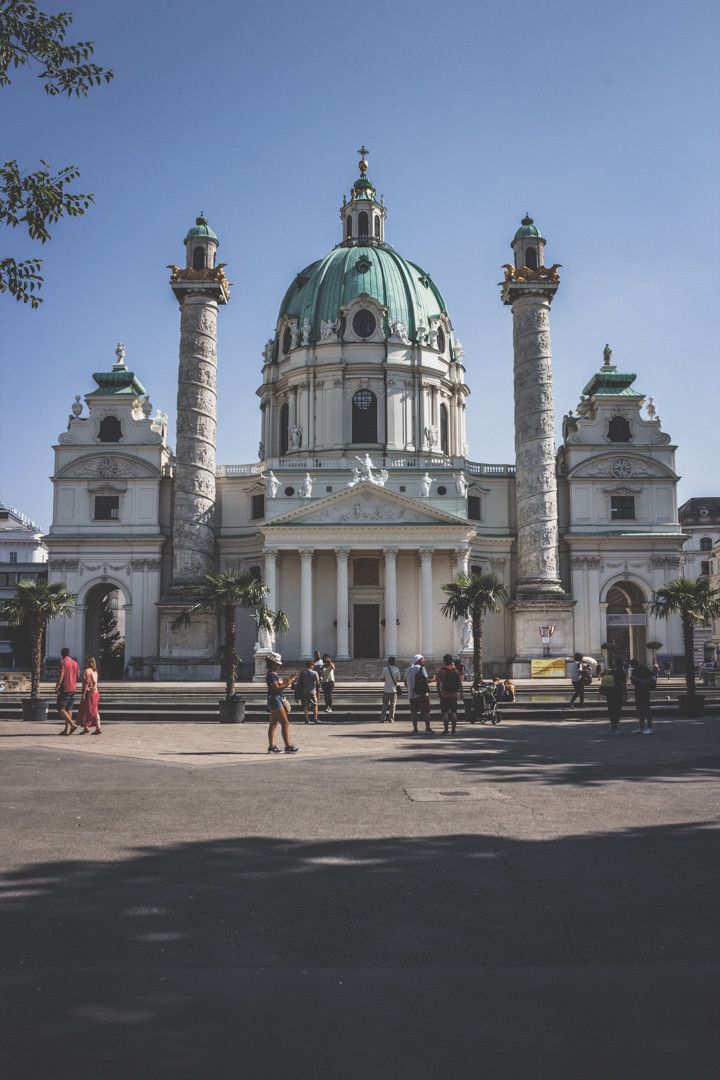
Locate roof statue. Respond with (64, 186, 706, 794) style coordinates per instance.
(603, 343, 613, 367)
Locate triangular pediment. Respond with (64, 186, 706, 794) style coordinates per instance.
(265, 482, 469, 527)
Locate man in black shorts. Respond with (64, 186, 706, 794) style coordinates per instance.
(436, 653, 462, 734)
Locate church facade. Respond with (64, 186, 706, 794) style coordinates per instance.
(44, 155, 686, 677)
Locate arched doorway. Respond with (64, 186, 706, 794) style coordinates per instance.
(84, 583, 126, 677)
(605, 581, 647, 665)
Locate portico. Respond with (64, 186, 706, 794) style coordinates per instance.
(259, 483, 475, 662)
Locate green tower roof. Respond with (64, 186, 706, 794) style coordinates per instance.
(513, 213, 544, 241)
(277, 243, 450, 346)
(88, 369, 146, 397)
(184, 213, 218, 243)
(582, 364, 638, 397)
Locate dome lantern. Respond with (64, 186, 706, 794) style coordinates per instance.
(183, 212, 219, 272)
(511, 213, 546, 271)
(340, 146, 387, 246)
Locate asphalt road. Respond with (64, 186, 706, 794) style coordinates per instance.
(1, 715, 719, 1079)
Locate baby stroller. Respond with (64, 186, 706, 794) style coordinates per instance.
(468, 683, 502, 725)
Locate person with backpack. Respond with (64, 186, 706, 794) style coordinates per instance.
(298, 660, 321, 724)
(568, 652, 586, 708)
(380, 655, 402, 723)
(436, 654, 462, 734)
(599, 660, 627, 732)
(405, 654, 433, 735)
(631, 661, 656, 734)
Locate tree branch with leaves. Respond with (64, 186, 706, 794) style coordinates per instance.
(0, 0, 113, 307)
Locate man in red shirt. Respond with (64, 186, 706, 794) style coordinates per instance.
(55, 647, 80, 735)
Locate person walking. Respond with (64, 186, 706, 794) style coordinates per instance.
(568, 652, 586, 708)
(631, 661, 655, 734)
(320, 654, 336, 714)
(265, 656, 299, 753)
(380, 656, 402, 722)
(299, 660, 321, 724)
(436, 653, 462, 733)
(405, 654, 433, 734)
(77, 656, 102, 734)
(600, 660, 627, 732)
(55, 647, 80, 735)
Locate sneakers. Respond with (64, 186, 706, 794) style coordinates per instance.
(284, 745, 299, 753)
(267, 746, 281, 754)
(326, 707, 333, 714)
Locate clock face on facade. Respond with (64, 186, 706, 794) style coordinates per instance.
(612, 457, 632, 479)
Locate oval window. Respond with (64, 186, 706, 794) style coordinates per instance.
(437, 485, 447, 496)
(284, 486, 295, 497)
(436, 327, 446, 353)
(282, 327, 292, 354)
(352, 309, 376, 338)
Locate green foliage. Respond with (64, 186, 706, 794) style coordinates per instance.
(3, 578, 75, 698)
(171, 571, 273, 698)
(440, 571, 508, 684)
(98, 593, 124, 677)
(650, 577, 720, 697)
(0, 1, 113, 307)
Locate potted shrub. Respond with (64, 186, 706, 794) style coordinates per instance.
(650, 579, 720, 716)
(171, 571, 288, 723)
(3, 580, 75, 722)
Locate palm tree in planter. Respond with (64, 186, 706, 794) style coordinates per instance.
(3, 580, 75, 721)
(650, 578, 720, 715)
(440, 571, 508, 703)
(645, 640, 663, 668)
(170, 571, 287, 722)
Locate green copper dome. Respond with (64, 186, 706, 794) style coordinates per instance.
(184, 213, 218, 243)
(277, 243, 450, 344)
(513, 214, 544, 241)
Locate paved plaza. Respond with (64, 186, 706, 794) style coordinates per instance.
(1, 714, 718, 1079)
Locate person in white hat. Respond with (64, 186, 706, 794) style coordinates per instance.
(265, 655, 299, 754)
(404, 654, 433, 735)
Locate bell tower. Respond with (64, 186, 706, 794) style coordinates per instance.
(340, 146, 387, 246)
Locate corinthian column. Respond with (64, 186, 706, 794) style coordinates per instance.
(335, 549, 350, 660)
(300, 550, 314, 658)
(420, 547, 434, 659)
(383, 548, 398, 658)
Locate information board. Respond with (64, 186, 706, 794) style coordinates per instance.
(530, 658, 566, 678)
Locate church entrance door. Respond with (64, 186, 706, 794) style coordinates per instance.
(353, 604, 380, 658)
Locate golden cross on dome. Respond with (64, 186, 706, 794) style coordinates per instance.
(357, 145, 369, 175)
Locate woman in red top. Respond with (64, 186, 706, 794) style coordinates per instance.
(78, 656, 102, 734)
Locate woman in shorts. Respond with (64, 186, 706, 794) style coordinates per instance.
(266, 656, 299, 754)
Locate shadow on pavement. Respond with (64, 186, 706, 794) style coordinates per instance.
(1, 824, 719, 1078)
(334, 717, 720, 788)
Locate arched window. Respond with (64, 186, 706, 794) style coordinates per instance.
(358, 211, 369, 239)
(282, 326, 292, 355)
(608, 415, 631, 442)
(700, 537, 713, 551)
(352, 389, 377, 443)
(440, 404, 449, 455)
(98, 415, 122, 443)
(525, 246, 537, 269)
(374, 215, 380, 239)
(279, 402, 289, 456)
(346, 216, 353, 239)
(192, 246, 205, 271)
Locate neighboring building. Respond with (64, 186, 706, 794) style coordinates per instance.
(44, 153, 685, 676)
(708, 539, 720, 662)
(679, 498, 720, 665)
(0, 503, 48, 668)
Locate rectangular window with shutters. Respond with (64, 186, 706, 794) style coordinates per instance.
(700, 560, 710, 576)
(251, 494, 265, 520)
(610, 495, 635, 520)
(94, 495, 119, 520)
(467, 496, 481, 521)
(9, 551, 18, 563)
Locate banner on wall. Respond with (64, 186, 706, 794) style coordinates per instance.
(531, 658, 566, 678)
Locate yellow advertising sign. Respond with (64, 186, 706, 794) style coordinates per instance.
(531, 658, 566, 678)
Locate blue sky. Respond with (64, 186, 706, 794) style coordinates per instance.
(2, 0, 719, 528)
